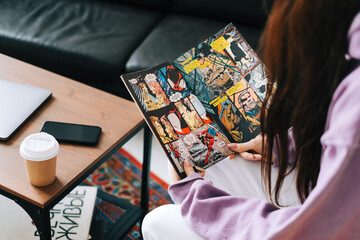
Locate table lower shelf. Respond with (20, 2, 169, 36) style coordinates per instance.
(89, 189, 146, 240)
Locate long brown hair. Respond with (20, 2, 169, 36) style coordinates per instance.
(259, 0, 360, 205)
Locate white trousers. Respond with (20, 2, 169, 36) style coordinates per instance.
(142, 156, 300, 240)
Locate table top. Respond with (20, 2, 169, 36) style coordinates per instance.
(0, 54, 144, 208)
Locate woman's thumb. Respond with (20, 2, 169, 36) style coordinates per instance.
(227, 141, 253, 153)
(184, 159, 195, 176)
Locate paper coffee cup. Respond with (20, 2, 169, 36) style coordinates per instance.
(20, 132, 59, 187)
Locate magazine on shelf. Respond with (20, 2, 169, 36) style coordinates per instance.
(121, 23, 267, 179)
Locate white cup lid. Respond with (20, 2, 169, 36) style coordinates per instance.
(20, 132, 59, 161)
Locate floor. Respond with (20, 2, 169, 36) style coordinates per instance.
(122, 128, 171, 184)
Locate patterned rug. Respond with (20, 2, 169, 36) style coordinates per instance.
(83, 148, 173, 239)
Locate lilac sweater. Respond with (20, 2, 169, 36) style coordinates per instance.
(169, 13, 360, 240)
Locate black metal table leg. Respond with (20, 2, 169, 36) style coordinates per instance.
(12, 197, 52, 240)
(33, 208, 52, 240)
(140, 125, 152, 213)
(98, 124, 154, 240)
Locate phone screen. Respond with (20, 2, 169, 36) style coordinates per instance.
(40, 121, 102, 145)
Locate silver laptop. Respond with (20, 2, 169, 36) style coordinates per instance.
(0, 79, 52, 141)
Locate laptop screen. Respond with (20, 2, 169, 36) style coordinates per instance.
(0, 79, 52, 141)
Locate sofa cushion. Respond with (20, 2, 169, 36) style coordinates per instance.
(125, 14, 263, 73)
(0, 0, 163, 99)
(102, 0, 172, 12)
(171, 0, 273, 28)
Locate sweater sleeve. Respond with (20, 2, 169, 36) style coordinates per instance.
(168, 66, 360, 239)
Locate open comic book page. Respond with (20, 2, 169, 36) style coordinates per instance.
(122, 63, 233, 178)
(173, 23, 267, 143)
(121, 23, 267, 179)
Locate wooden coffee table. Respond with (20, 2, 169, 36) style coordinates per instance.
(0, 53, 152, 239)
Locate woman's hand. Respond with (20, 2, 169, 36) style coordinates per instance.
(168, 159, 203, 184)
(227, 135, 263, 161)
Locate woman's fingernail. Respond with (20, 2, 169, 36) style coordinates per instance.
(227, 143, 237, 149)
(254, 154, 262, 159)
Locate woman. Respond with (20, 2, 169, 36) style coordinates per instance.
(142, 0, 360, 239)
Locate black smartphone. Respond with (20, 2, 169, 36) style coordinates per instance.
(40, 121, 102, 146)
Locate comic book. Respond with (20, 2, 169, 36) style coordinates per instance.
(121, 23, 267, 179)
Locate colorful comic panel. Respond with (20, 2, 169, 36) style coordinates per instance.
(149, 115, 178, 144)
(228, 79, 261, 121)
(181, 123, 232, 169)
(210, 93, 257, 142)
(173, 47, 239, 115)
(188, 94, 213, 124)
(149, 103, 192, 136)
(156, 67, 175, 97)
(244, 63, 267, 101)
(165, 139, 193, 174)
(157, 65, 191, 102)
(127, 73, 170, 112)
(227, 79, 261, 138)
(174, 99, 204, 131)
(221, 27, 260, 76)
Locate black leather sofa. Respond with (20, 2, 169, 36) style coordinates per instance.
(0, 0, 271, 100)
